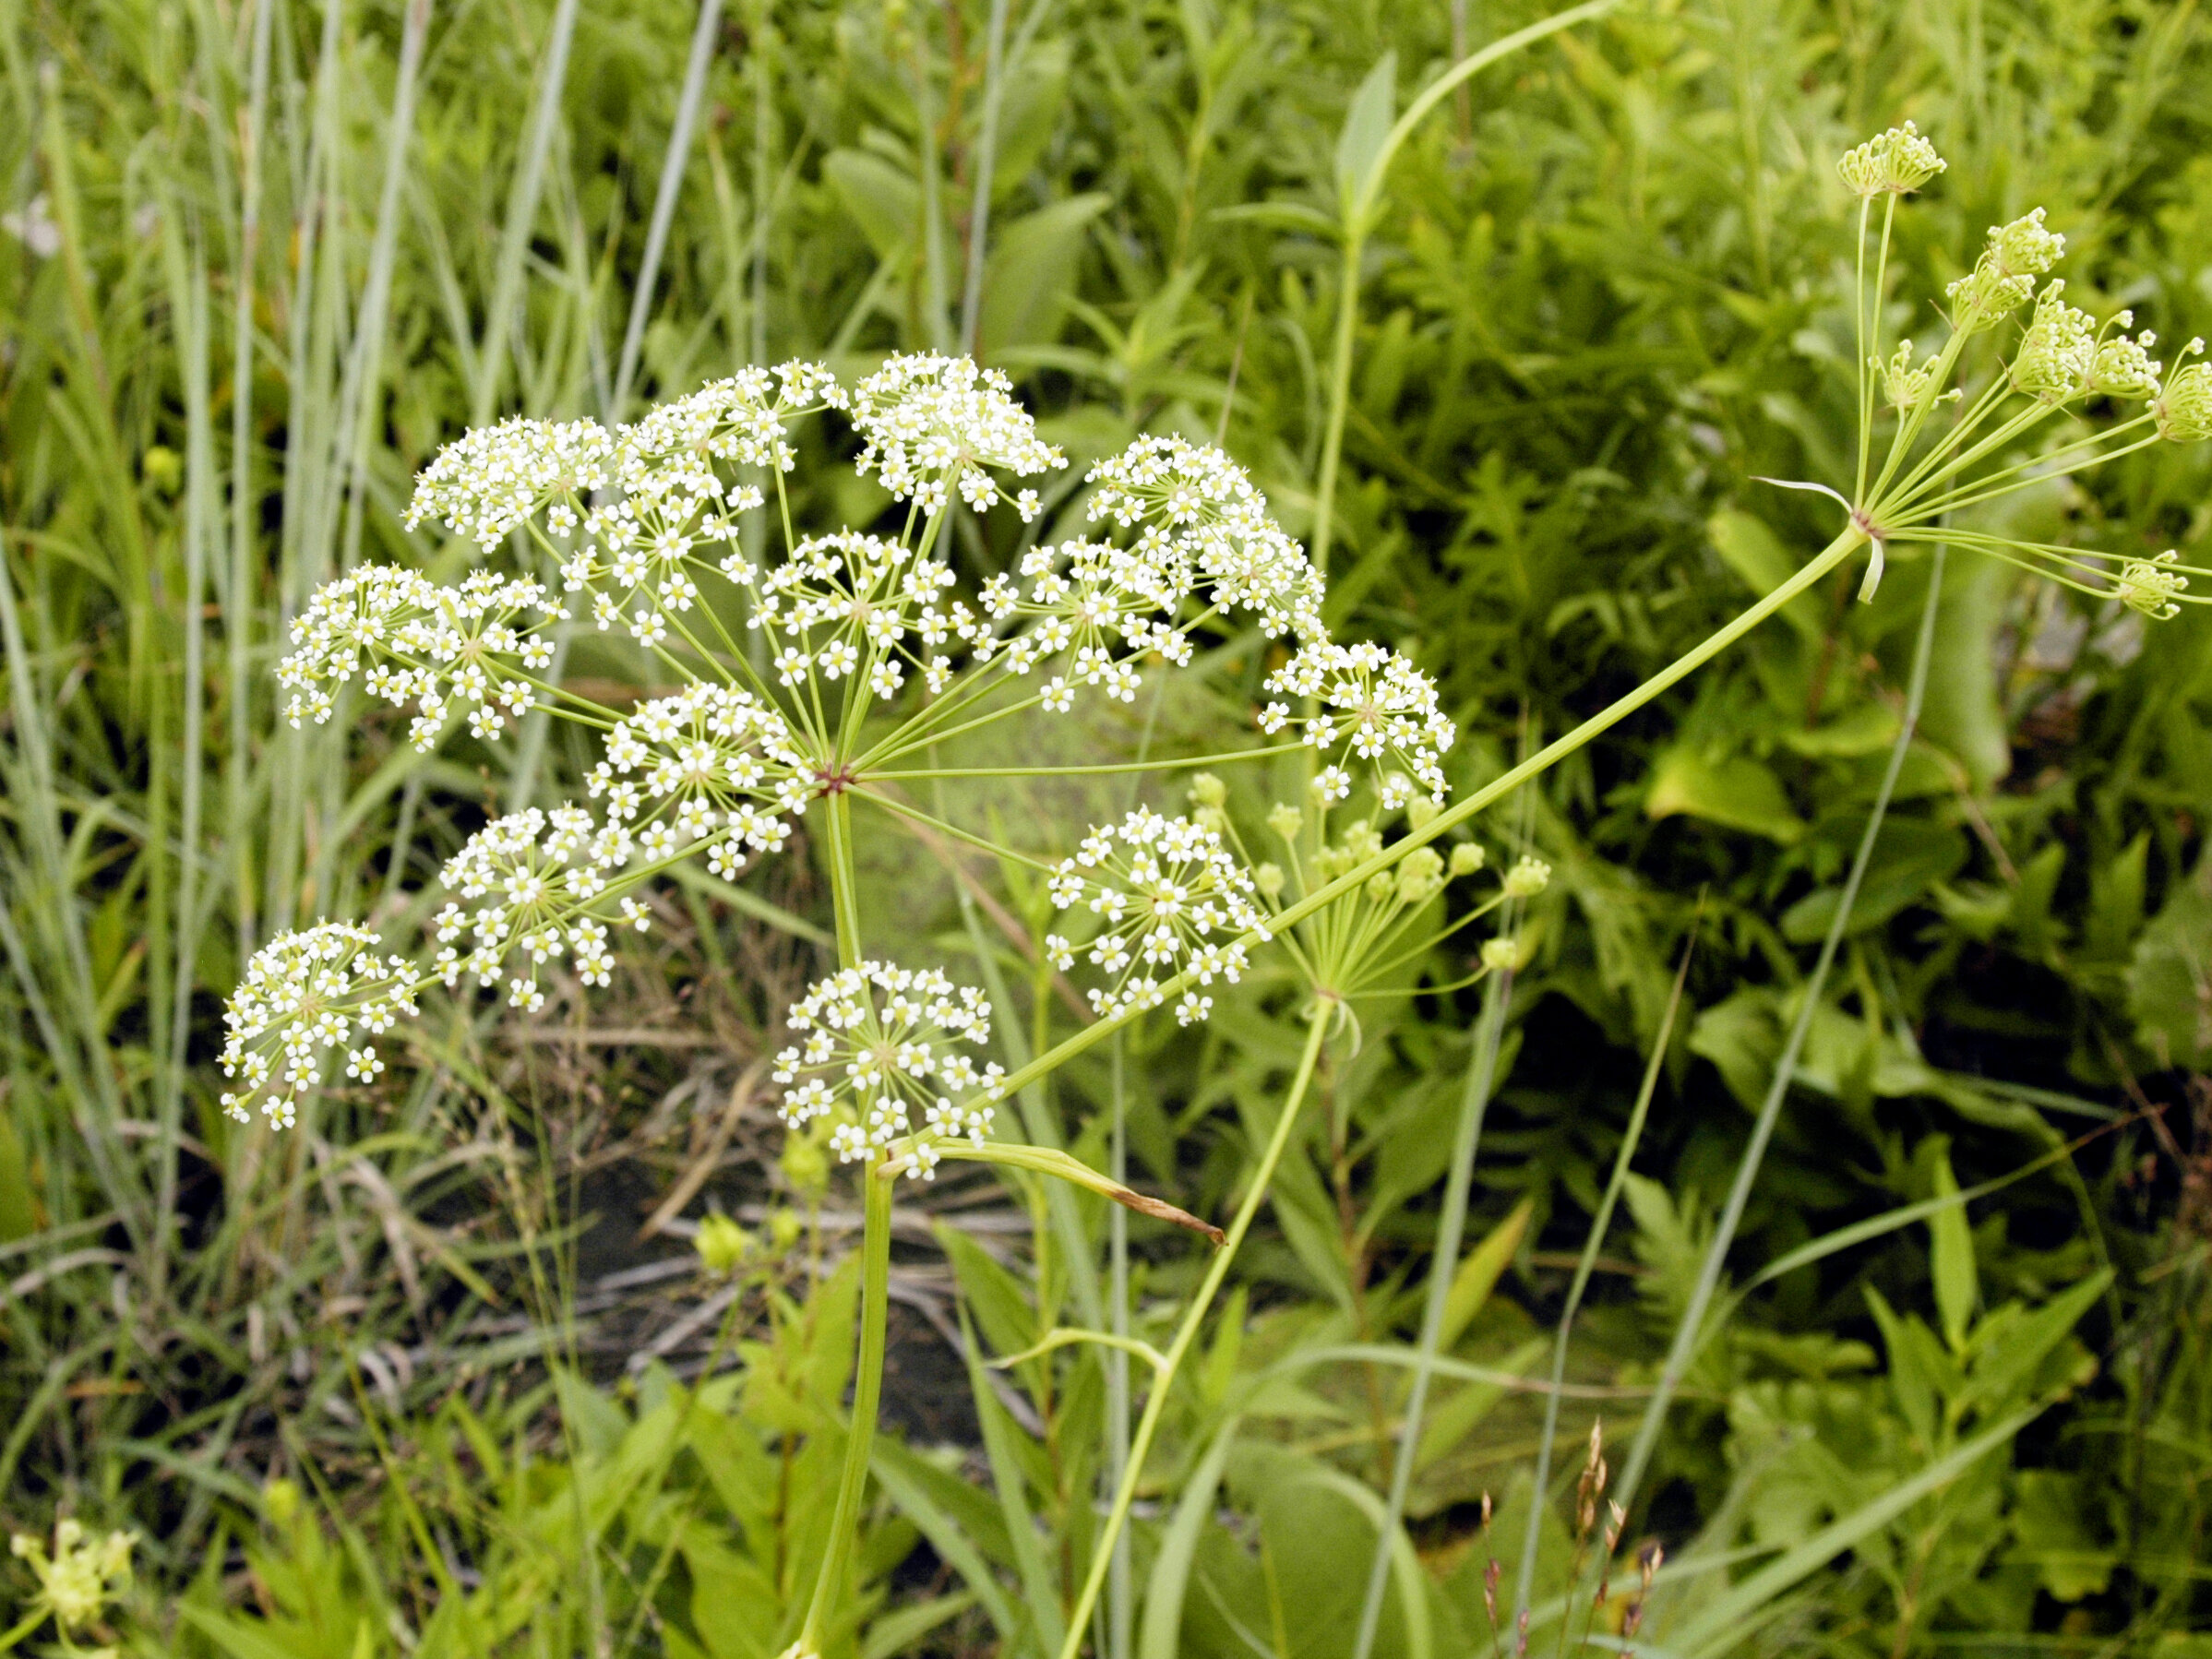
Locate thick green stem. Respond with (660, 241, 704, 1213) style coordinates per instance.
(796, 1162, 894, 1654)
(1055, 1003, 1333, 1659)
(795, 779, 883, 1657)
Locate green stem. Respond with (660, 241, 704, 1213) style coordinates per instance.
(1055, 1002, 1333, 1659)
(795, 784, 884, 1657)
(1610, 539, 1947, 1525)
(796, 1160, 894, 1654)
(1350, 966, 1510, 1659)
(1310, 233, 1364, 587)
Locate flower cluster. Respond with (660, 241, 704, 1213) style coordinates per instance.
(2117, 551, 2190, 621)
(1085, 436, 1326, 642)
(741, 530, 968, 698)
(278, 567, 563, 746)
(433, 806, 646, 1006)
(1046, 809, 1271, 1023)
(1946, 209, 2065, 333)
(406, 415, 616, 548)
(2155, 351, 2212, 442)
(9, 1519, 137, 1634)
(586, 683, 811, 870)
(771, 963, 1002, 1178)
(219, 924, 419, 1128)
(984, 537, 1193, 709)
(617, 362, 845, 477)
(1836, 121, 1945, 197)
(1258, 641, 1455, 806)
(848, 354, 1062, 515)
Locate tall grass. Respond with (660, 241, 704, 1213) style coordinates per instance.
(3, 1, 2210, 1655)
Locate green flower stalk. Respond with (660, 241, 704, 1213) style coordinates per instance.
(1794, 124, 2210, 614)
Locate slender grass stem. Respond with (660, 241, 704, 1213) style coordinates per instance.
(1350, 965, 1511, 1659)
(1509, 916, 1699, 1631)
(1054, 1001, 1334, 1659)
(1611, 540, 1947, 1524)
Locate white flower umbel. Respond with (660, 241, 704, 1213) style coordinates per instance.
(742, 530, 970, 702)
(1085, 435, 1327, 642)
(278, 566, 564, 747)
(433, 805, 649, 1007)
(586, 683, 812, 865)
(986, 536, 1197, 709)
(1258, 641, 1456, 807)
(771, 962, 1002, 1179)
(1046, 809, 1271, 1023)
(406, 415, 617, 548)
(219, 924, 419, 1128)
(847, 353, 1064, 516)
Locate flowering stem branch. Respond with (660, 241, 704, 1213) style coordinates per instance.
(987, 523, 1870, 1108)
(1054, 1000, 1333, 1659)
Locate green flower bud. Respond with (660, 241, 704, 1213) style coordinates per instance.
(1836, 121, 1946, 197)
(1255, 861, 1285, 899)
(1189, 772, 1227, 809)
(2117, 551, 2187, 621)
(696, 1212, 752, 1276)
(1192, 804, 1226, 833)
(2009, 282, 2095, 403)
(1480, 936, 1521, 972)
(2155, 350, 2212, 443)
(1988, 208, 2064, 279)
(1405, 794, 1439, 830)
(1395, 847, 1443, 904)
(1502, 855, 1552, 899)
(768, 1207, 804, 1252)
(1877, 340, 1960, 412)
(1315, 845, 1347, 882)
(264, 1478, 301, 1527)
(1449, 841, 1487, 877)
(1364, 871, 1395, 904)
(781, 1127, 829, 1196)
(2091, 329, 2162, 400)
(1945, 259, 2035, 334)
(1267, 801, 1303, 841)
(1343, 824, 1383, 863)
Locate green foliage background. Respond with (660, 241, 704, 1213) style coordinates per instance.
(2, 0, 2210, 1653)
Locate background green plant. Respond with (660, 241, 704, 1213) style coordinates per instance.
(3, 0, 2209, 1655)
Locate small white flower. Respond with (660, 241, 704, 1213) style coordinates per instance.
(771, 962, 999, 1181)
(1048, 810, 1268, 1021)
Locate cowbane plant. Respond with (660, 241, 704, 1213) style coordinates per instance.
(4, 1519, 136, 1654)
(218, 121, 2209, 1657)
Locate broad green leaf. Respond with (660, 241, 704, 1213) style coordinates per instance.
(823, 148, 920, 260)
(2129, 857, 2212, 1070)
(1669, 1403, 2047, 1656)
(2009, 1470, 2114, 1602)
(1645, 745, 1806, 843)
(1707, 509, 1826, 642)
(1140, 1418, 1244, 1659)
(1436, 1195, 1532, 1351)
(1333, 54, 1396, 227)
(979, 193, 1111, 355)
(1919, 1139, 1978, 1352)
(1780, 819, 1967, 943)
